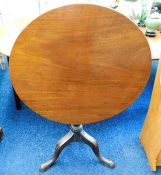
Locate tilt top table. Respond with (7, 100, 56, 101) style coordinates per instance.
(9, 4, 151, 171)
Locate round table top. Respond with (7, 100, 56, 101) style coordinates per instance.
(10, 4, 151, 124)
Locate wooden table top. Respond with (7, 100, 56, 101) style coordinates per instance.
(9, 4, 151, 124)
(0, 9, 160, 60)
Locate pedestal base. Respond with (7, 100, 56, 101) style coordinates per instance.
(40, 125, 115, 172)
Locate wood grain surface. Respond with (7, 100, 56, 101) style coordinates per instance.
(9, 4, 151, 124)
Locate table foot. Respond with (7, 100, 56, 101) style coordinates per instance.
(40, 130, 75, 171)
(81, 130, 115, 168)
(40, 125, 115, 172)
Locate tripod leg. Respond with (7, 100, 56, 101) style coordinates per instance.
(40, 130, 75, 172)
(80, 130, 115, 168)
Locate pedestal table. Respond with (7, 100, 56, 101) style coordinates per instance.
(9, 4, 151, 171)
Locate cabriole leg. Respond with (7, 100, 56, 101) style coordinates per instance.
(40, 124, 115, 172)
(40, 130, 75, 171)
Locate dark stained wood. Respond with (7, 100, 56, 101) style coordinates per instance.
(9, 4, 151, 124)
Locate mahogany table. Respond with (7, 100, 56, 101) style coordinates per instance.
(9, 4, 151, 171)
